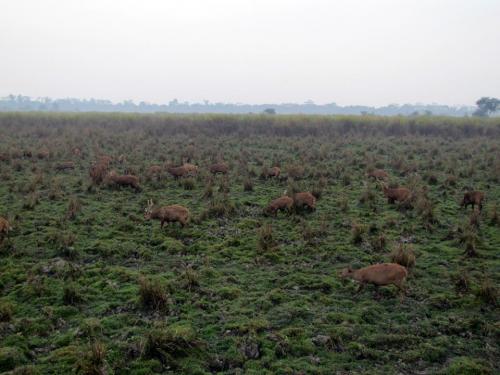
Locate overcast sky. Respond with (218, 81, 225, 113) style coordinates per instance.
(1, 0, 499, 106)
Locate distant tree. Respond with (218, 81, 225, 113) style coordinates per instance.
(473, 97, 500, 117)
(263, 108, 276, 115)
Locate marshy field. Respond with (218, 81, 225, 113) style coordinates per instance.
(0, 113, 499, 374)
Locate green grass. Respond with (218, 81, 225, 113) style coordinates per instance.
(0, 113, 499, 374)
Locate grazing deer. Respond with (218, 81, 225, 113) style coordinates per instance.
(144, 199, 189, 227)
(367, 169, 389, 180)
(265, 196, 294, 216)
(209, 162, 229, 175)
(461, 191, 485, 212)
(107, 171, 141, 192)
(340, 263, 408, 298)
(55, 161, 75, 172)
(261, 166, 281, 179)
(0, 217, 12, 242)
(381, 183, 411, 204)
(291, 191, 316, 211)
(166, 165, 189, 179)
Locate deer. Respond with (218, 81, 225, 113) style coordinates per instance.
(380, 183, 411, 204)
(144, 199, 190, 227)
(0, 217, 12, 242)
(264, 196, 294, 216)
(98, 155, 113, 168)
(107, 171, 141, 192)
(166, 163, 198, 179)
(89, 162, 109, 185)
(290, 191, 316, 212)
(55, 161, 75, 172)
(147, 165, 163, 180)
(461, 191, 485, 212)
(37, 148, 50, 159)
(261, 166, 281, 179)
(183, 163, 198, 176)
(367, 169, 389, 180)
(209, 162, 229, 175)
(72, 147, 82, 158)
(340, 263, 408, 299)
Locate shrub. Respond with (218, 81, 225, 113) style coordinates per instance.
(475, 279, 498, 306)
(0, 301, 13, 322)
(182, 178, 195, 190)
(389, 243, 416, 269)
(138, 276, 170, 311)
(286, 164, 305, 179)
(76, 341, 108, 375)
(452, 271, 470, 295)
(0, 347, 27, 372)
(351, 222, 365, 244)
(444, 356, 492, 375)
(201, 197, 236, 219)
(180, 268, 199, 291)
(144, 323, 203, 367)
(63, 283, 85, 305)
(370, 234, 387, 252)
(243, 178, 253, 192)
(460, 226, 479, 257)
(257, 224, 276, 254)
(66, 196, 82, 220)
(489, 203, 499, 226)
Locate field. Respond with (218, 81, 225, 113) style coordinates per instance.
(0, 113, 499, 374)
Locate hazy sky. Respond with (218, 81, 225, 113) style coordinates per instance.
(1, 0, 499, 106)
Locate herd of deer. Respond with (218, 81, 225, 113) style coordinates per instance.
(0, 160, 486, 299)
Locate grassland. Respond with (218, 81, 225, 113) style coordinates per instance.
(0, 113, 499, 374)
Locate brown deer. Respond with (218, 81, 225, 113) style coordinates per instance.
(55, 161, 75, 172)
(72, 147, 82, 158)
(381, 183, 411, 204)
(291, 191, 316, 211)
(461, 191, 485, 211)
(147, 165, 163, 180)
(367, 169, 389, 180)
(98, 155, 113, 168)
(0, 217, 12, 242)
(209, 162, 229, 175)
(89, 162, 109, 185)
(37, 148, 50, 159)
(144, 199, 189, 227)
(107, 171, 141, 192)
(340, 263, 408, 297)
(265, 196, 294, 216)
(166, 165, 189, 179)
(183, 163, 198, 176)
(261, 166, 281, 179)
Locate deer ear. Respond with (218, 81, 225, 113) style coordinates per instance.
(347, 265, 353, 272)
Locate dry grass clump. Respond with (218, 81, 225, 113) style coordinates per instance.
(389, 243, 416, 269)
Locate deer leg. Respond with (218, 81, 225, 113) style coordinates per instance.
(160, 220, 165, 229)
(355, 282, 365, 295)
(395, 280, 407, 301)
